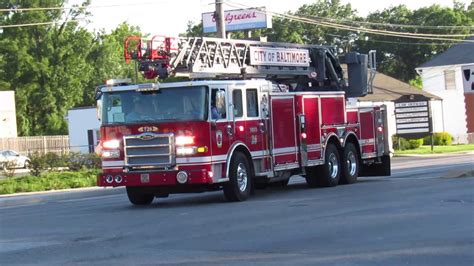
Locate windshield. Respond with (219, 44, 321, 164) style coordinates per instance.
(101, 86, 208, 124)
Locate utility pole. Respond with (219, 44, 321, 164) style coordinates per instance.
(215, 0, 226, 39)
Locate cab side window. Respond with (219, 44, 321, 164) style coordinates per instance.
(246, 89, 259, 117)
(233, 89, 243, 118)
(211, 88, 226, 120)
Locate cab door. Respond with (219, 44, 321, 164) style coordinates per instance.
(210, 86, 231, 163)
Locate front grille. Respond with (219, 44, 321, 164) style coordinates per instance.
(124, 133, 175, 169)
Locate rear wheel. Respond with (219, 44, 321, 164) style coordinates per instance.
(340, 142, 359, 184)
(126, 187, 154, 205)
(223, 152, 252, 201)
(305, 143, 341, 187)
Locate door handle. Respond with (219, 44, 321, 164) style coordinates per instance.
(226, 124, 233, 136)
(259, 122, 265, 133)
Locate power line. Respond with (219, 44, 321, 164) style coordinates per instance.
(324, 33, 468, 46)
(306, 16, 474, 31)
(0, 1, 173, 12)
(225, 1, 474, 43)
(0, 18, 85, 28)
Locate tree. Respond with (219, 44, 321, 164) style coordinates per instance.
(0, 0, 94, 135)
(83, 22, 143, 106)
(267, 0, 360, 47)
(358, 3, 473, 81)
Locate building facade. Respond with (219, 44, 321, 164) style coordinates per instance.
(416, 37, 474, 144)
(0, 91, 18, 138)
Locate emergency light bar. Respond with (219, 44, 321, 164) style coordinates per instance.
(106, 78, 132, 86)
(136, 83, 159, 92)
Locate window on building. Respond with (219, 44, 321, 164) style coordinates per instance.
(444, 70, 456, 90)
(232, 89, 243, 118)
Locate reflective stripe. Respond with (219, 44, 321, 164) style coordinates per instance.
(251, 150, 269, 157)
(102, 160, 124, 167)
(273, 147, 297, 154)
(359, 138, 375, 145)
(307, 144, 321, 151)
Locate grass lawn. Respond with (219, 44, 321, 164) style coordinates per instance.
(395, 144, 474, 155)
(0, 169, 99, 195)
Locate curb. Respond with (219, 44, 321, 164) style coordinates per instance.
(0, 186, 124, 207)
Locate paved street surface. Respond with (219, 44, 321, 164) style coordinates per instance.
(0, 154, 473, 265)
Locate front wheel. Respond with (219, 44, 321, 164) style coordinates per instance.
(126, 187, 154, 205)
(223, 152, 253, 202)
(340, 142, 359, 184)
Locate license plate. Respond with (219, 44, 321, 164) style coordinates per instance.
(140, 173, 150, 183)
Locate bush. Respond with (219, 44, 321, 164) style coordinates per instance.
(393, 135, 423, 150)
(1, 160, 17, 178)
(44, 152, 68, 169)
(28, 152, 47, 177)
(67, 152, 101, 171)
(423, 132, 453, 146)
(0, 169, 99, 194)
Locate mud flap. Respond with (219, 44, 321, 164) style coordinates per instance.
(359, 155, 391, 177)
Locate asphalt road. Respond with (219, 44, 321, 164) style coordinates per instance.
(0, 154, 473, 265)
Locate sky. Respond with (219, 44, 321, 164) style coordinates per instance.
(69, 0, 472, 36)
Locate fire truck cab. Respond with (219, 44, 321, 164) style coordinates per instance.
(96, 36, 391, 205)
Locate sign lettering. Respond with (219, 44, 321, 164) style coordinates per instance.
(249, 47, 310, 67)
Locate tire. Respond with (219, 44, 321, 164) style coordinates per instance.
(223, 152, 252, 202)
(340, 142, 359, 184)
(24, 160, 31, 169)
(305, 166, 318, 188)
(305, 143, 341, 187)
(126, 186, 154, 205)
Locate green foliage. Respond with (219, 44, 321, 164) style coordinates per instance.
(393, 135, 424, 150)
(0, 1, 93, 135)
(423, 132, 453, 146)
(395, 144, 474, 155)
(408, 76, 423, 89)
(358, 4, 473, 82)
(1, 160, 17, 178)
(66, 152, 101, 171)
(28, 152, 47, 177)
(0, 1, 142, 136)
(0, 169, 99, 194)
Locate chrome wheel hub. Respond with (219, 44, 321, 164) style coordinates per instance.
(237, 162, 248, 192)
(346, 151, 357, 176)
(328, 153, 339, 179)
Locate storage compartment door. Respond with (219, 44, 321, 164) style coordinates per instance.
(270, 97, 298, 169)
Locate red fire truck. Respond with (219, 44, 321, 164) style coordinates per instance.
(95, 36, 391, 205)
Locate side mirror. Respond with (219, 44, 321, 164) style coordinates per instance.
(96, 99, 102, 121)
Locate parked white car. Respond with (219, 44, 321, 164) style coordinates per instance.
(0, 150, 30, 170)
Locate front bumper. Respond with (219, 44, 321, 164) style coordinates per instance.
(97, 167, 213, 187)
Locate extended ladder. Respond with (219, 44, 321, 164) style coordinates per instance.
(124, 36, 372, 95)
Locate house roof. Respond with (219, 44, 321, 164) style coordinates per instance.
(357, 72, 442, 102)
(417, 36, 474, 69)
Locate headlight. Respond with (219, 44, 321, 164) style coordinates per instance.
(176, 147, 196, 155)
(103, 139, 120, 149)
(175, 136, 195, 146)
(102, 150, 120, 158)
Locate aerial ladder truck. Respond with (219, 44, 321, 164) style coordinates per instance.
(95, 35, 390, 205)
